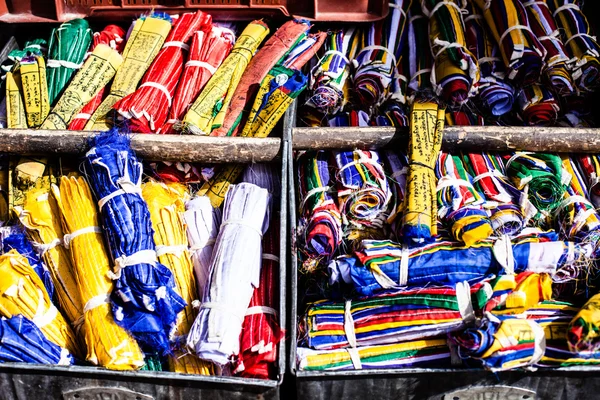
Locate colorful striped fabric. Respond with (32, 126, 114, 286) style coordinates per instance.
(527, 300, 600, 367)
(547, 0, 600, 93)
(445, 109, 485, 126)
(334, 150, 392, 231)
(301, 282, 490, 350)
(575, 154, 600, 208)
(422, 0, 479, 105)
(308, 29, 359, 114)
(435, 152, 493, 246)
(484, 272, 553, 314)
(375, 102, 410, 127)
(557, 156, 600, 241)
(473, 0, 544, 86)
(567, 292, 600, 353)
(383, 150, 409, 237)
(406, 3, 434, 96)
(523, 1, 576, 96)
(327, 235, 589, 296)
(516, 83, 560, 126)
(450, 312, 545, 371)
(464, 2, 515, 116)
(297, 337, 451, 371)
(354, 0, 412, 107)
(297, 151, 343, 273)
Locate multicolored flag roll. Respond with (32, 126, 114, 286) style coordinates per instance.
(516, 84, 560, 126)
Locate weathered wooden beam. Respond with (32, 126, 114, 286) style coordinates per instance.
(292, 126, 600, 153)
(0, 129, 282, 163)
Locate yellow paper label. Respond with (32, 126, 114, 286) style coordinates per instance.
(84, 16, 171, 131)
(241, 76, 294, 138)
(183, 21, 269, 135)
(6, 71, 27, 129)
(197, 164, 246, 208)
(42, 44, 123, 130)
(20, 56, 50, 128)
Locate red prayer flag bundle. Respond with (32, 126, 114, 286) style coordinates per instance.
(114, 11, 211, 133)
(159, 26, 235, 134)
(68, 25, 126, 130)
(233, 221, 282, 379)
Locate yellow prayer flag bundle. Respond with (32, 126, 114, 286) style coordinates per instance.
(0, 250, 81, 356)
(142, 181, 213, 375)
(20, 55, 50, 128)
(5, 70, 27, 129)
(14, 187, 84, 326)
(42, 44, 124, 130)
(52, 176, 144, 370)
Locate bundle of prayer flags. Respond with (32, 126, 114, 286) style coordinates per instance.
(516, 84, 560, 127)
(567, 292, 600, 353)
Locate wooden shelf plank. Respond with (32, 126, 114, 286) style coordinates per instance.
(0, 129, 282, 163)
(292, 126, 600, 153)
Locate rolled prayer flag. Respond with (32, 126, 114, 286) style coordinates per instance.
(46, 19, 92, 106)
(297, 337, 451, 371)
(115, 12, 210, 133)
(406, 4, 434, 96)
(213, 19, 312, 137)
(522, 0, 576, 96)
(402, 101, 444, 244)
(567, 293, 600, 353)
(5, 70, 26, 128)
(435, 152, 493, 246)
(297, 151, 343, 273)
(450, 312, 545, 371)
(329, 236, 591, 297)
(473, 0, 544, 86)
(0, 250, 81, 357)
(83, 129, 185, 355)
(14, 188, 84, 327)
(84, 13, 173, 131)
(422, 0, 479, 105)
(41, 43, 124, 130)
(575, 154, 600, 208)
(184, 196, 221, 301)
(547, 0, 600, 94)
(187, 183, 270, 366)
(383, 150, 409, 231)
(160, 26, 235, 134)
(484, 272, 552, 315)
(68, 25, 126, 131)
(52, 176, 145, 370)
(0, 315, 74, 366)
(142, 181, 214, 375)
(516, 83, 560, 126)
(19, 55, 49, 128)
(181, 21, 269, 135)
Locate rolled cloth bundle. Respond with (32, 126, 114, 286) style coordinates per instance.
(46, 19, 92, 105)
(422, 0, 479, 105)
(406, 4, 434, 96)
(402, 102, 445, 244)
(184, 196, 221, 300)
(522, 0, 576, 96)
(0, 315, 74, 365)
(547, 0, 600, 93)
(450, 312, 545, 371)
(68, 25, 127, 131)
(353, 0, 412, 108)
(472, 0, 544, 86)
(14, 188, 84, 327)
(464, 2, 514, 116)
(308, 28, 359, 114)
(213, 19, 312, 137)
(187, 183, 270, 366)
(19, 54, 49, 128)
(575, 154, 600, 208)
(334, 150, 392, 230)
(52, 176, 144, 370)
(181, 21, 270, 135)
(329, 235, 591, 297)
(84, 13, 173, 131)
(383, 150, 409, 231)
(160, 26, 234, 134)
(115, 12, 210, 133)
(297, 151, 343, 272)
(0, 250, 80, 357)
(435, 152, 493, 246)
(567, 293, 600, 353)
(83, 130, 185, 355)
(516, 83, 560, 126)
(297, 337, 451, 371)
(302, 282, 490, 350)
(142, 181, 214, 375)
(503, 152, 568, 223)
(483, 272, 552, 315)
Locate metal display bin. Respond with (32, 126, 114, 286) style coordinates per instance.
(284, 95, 600, 399)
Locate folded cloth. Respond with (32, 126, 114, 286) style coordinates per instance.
(302, 282, 490, 350)
(567, 293, 600, 353)
(0, 315, 74, 365)
(329, 235, 592, 297)
(484, 272, 552, 315)
(297, 337, 451, 371)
